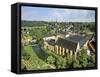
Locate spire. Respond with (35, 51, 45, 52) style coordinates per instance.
(56, 18, 57, 23)
(55, 18, 58, 26)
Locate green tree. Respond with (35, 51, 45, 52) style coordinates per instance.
(55, 57, 66, 69)
(90, 55, 95, 64)
(78, 48, 88, 67)
(73, 59, 81, 68)
(65, 55, 73, 68)
(46, 55, 55, 64)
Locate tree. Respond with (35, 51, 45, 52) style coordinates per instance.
(55, 57, 66, 69)
(46, 26, 51, 33)
(46, 55, 55, 64)
(90, 55, 95, 64)
(73, 59, 81, 68)
(78, 48, 88, 67)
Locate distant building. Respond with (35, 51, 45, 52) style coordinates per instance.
(43, 36, 56, 40)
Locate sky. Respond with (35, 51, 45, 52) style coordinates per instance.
(21, 6, 95, 22)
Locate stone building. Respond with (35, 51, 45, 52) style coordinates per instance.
(44, 35, 88, 58)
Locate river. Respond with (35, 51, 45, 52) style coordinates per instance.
(32, 44, 48, 61)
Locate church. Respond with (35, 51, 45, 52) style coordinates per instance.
(43, 34, 88, 58)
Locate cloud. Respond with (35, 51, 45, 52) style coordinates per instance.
(22, 6, 95, 22)
(62, 9, 95, 22)
(51, 9, 63, 21)
(52, 11, 62, 19)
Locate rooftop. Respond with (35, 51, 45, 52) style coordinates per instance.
(66, 35, 87, 47)
(56, 38, 77, 51)
(44, 35, 88, 51)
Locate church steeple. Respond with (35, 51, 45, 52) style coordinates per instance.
(55, 18, 58, 26)
(56, 18, 57, 23)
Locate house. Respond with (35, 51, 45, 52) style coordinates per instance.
(87, 36, 96, 56)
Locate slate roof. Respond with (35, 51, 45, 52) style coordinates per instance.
(66, 35, 87, 47)
(45, 35, 87, 51)
(56, 38, 77, 51)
